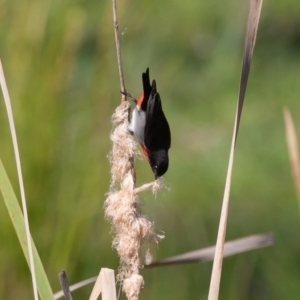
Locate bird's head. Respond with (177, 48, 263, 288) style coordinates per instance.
(148, 150, 169, 179)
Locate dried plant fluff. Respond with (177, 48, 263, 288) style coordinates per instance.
(105, 101, 163, 300)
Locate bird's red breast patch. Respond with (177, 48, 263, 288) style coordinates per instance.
(140, 144, 149, 161)
(137, 91, 144, 108)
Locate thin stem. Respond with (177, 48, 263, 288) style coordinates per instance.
(0, 59, 39, 300)
(112, 0, 126, 102)
(58, 271, 73, 300)
(283, 108, 300, 212)
(208, 0, 263, 299)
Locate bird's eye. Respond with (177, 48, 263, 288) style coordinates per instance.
(154, 165, 158, 169)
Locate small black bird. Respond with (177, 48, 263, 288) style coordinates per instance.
(125, 68, 171, 179)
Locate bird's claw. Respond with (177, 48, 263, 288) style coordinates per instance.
(120, 90, 137, 104)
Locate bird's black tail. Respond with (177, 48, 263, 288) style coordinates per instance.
(141, 68, 152, 111)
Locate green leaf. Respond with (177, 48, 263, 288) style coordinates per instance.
(0, 159, 54, 300)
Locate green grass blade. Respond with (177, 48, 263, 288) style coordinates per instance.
(0, 159, 54, 300)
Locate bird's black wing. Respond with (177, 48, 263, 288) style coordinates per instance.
(144, 80, 171, 151)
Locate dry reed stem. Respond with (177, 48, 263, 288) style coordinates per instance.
(208, 1, 263, 299)
(89, 268, 117, 300)
(148, 232, 273, 267)
(112, 0, 126, 102)
(0, 60, 39, 300)
(283, 108, 300, 208)
(105, 101, 162, 300)
(54, 277, 97, 299)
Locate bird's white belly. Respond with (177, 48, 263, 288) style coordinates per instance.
(128, 107, 146, 145)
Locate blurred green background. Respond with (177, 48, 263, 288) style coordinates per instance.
(1, 0, 300, 299)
